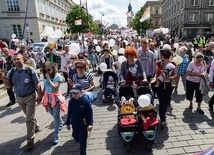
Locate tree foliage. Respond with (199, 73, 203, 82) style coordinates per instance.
(65, 4, 95, 34)
(131, 7, 154, 33)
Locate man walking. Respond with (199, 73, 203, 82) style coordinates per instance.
(0, 53, 43, 150)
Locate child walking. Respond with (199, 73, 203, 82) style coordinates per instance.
(66, 84, 93, 155)
(42, 61, 66, 145)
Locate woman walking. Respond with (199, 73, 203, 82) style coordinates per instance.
(42, 61, 66, 145)
(186, 53, 206, 115)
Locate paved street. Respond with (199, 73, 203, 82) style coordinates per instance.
(0, 72, 214, 155)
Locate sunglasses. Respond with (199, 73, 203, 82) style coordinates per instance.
(76, 66, 84, 69)
(45, 68, 52, 72)
(79, 57, 84, 59)
(70, 58, 76, 60)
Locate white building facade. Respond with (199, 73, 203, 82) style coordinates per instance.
(0, 0, 74, 42)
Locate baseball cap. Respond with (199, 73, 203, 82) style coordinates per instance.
(70, 84, 82, 93)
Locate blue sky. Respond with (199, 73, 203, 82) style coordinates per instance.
(72, 0, 149, 26)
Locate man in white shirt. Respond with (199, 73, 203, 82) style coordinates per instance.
(52, 44, 71, 95)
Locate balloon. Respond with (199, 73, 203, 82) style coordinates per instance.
(99, 63, 107, 71)
(174, 43, 179, 50)
(11, 34, 16, 39)
(123, 40, 128, 46)
(138, 95, 151, 107)
(118, 56, 127, 64)
(113, 50, 118, 56)
(93, 39, 98, 45)
(48, 43, 56, 49)
(47, 35, 57, 44)
(172, 56, 183, 65)
(53, 30, 63, 39)
(79, 36, 82, 40)
(96, 46, 101, 52)
(15, 39, 19, 42)
(102, 41, 108, 46)
(45, 26, 54, 35)
(12, 39, 16, 42)
(108, 39, 115, 47)
(69, 43, 80, 55)
(118, 48, 125, 55)
(138, 36, 141, 39)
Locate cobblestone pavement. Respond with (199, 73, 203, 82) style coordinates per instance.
(0, 72, 214, 155)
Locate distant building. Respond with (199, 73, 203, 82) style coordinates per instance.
(143, 0, 163, 29)
(162, 0, 214, 39)
(0, 0, 74, 42)
(127, 1, 134, 28)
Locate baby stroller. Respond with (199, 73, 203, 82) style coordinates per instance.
(117, 83, 158, 151)
(117, 84, 137, 152)
(136, 84, 158, 149)
(101, 70, 118, 103)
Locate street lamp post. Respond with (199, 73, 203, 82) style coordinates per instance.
(100, 12, 104, 35)
(22, 0, 30, 40)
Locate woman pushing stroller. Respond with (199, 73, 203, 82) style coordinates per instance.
(120, 46, 147, 85)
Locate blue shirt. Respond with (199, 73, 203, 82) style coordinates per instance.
(177, 54, 189, 74)
(6, 65, 39, 97)
(43, 73, 62, 92)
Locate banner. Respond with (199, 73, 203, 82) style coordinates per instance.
(75, 19, 82, 25)
(140, 6, 150, 23)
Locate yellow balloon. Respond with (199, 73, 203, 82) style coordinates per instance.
(48, 43, 55, 49)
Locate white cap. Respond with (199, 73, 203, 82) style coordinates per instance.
(162, 44, 171, 50)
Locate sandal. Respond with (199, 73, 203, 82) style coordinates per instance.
(196, 108, 204, 115)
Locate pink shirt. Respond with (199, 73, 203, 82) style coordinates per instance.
(186, 61, 206, 83)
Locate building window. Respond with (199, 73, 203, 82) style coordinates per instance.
(155, 19, 158, 26)
(189, 13, 198, 22)
(7, 0, 19, 12)
(12, 25, 22, 38)
(206, 0, 214, 6)
(155, 8, 159, 14)
(205, 13, 213, 22)
(190, 0, 199, 6)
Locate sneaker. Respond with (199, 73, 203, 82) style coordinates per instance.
(26, 140, 34, 150)
(102, 95, 105, 100)
(189, 105, 193, 109)
(196, 108, 204, 115)
(6, 101, 16, 107)
(53, 135, 58, 145)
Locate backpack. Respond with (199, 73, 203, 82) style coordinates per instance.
(8, 66, 33, 85)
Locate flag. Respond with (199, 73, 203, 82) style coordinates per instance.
(140, 6, 150, 23)
(57, 19, 61, 24)
(75, 19, 82, 25)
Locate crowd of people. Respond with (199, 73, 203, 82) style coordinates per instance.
(0, 34, 214, 154)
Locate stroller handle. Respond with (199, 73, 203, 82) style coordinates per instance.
(117, 112, 137, 117)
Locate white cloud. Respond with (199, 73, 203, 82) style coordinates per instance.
(72, 0, 128, 26)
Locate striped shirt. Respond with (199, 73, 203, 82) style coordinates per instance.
(73, 73, 93, 90)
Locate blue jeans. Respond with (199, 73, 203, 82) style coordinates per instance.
(72, 127, 87, 155)
(157, 82, 173, 122)
(47, 101, 60, 135)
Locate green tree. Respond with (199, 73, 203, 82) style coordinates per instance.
(65, 4, 93, 34)
(131, 7, 154, 34)
(90, 22, 100, 34)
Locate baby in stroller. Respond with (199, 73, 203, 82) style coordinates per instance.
(102, 75, 116, 100)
